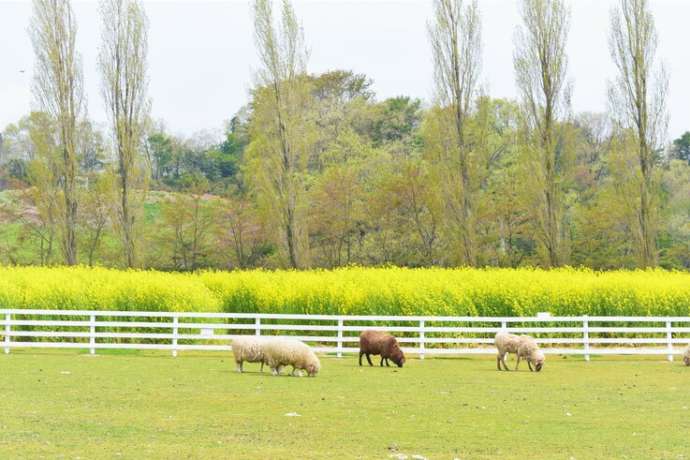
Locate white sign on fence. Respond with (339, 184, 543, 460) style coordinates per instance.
(1, 309, 689, 361)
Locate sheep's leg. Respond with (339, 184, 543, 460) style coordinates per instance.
(236, 361, 243, 373)
(260, 361, 264, 372)
(291, 366, 303, 377)
(527, 360, 534, 372)
(272, 365, 282, 376)
(503, 353, 511, 371)
(515, 355, 521, 371)
(380, 356, 384, 367)
(500, 356, 506, 371)
(359, 352, 364, 366)
(499, 353, 509, 371)
(496, 355, 501, 371)
(385, 358, 390, 367)
(366, 354, 373, 366)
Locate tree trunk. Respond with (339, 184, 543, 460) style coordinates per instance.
(62, 142, 78, 265)
(120, 160, 135, 268)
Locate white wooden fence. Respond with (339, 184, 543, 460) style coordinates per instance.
(2, 309, 690, 361)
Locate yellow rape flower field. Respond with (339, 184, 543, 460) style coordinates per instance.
(1, 265, 689, 317)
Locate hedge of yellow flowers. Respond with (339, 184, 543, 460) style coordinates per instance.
(1, 266, 689, 317)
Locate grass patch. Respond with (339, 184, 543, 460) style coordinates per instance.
(1, 351, 689, 459)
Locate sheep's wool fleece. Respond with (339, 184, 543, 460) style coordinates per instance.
(263, 339, 320, 371)
(517, 336, 543, 360)
(495, 332, 523, 354)
(232, 336, 266, 362)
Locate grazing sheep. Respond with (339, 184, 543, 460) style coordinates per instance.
(516, 335, 545, 372)
(684, 345, 690, 367)
(359, 330, 406, 368)
(231, 336, 267, 373)
(262, 339, 320, 377)
(495, 332, 522, 371)
(495, 332, 545, 372)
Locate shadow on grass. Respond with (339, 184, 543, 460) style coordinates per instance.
(1, 349, 682, 366)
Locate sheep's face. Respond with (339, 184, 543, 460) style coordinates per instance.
(684, 356, 690, 367)
(306, 363, 319, 377)
(533, 353, 545, 372)
(391, 349, 406, 368)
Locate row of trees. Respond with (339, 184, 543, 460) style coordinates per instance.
(0, 0, 688, 270)
(4, 0, 150, 267)
(242, 0, 685, 269)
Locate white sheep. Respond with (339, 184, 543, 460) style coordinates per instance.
(262, 339, 320, 377)
(684, 345, 690, 367)
(516, 335, 545, 372)
(495, 332, 522, 371)
(495, 331, 545, 372)
(231, 336, 268, 373)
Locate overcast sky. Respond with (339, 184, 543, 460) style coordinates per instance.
(1, 0, 688, 141)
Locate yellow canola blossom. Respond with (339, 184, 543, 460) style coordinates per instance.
(0, 266, 686, 316)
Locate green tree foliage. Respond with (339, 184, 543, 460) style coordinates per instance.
(428, 0, 482, 266)
(30, 0, 85, 265)
(245, 0, 315, 269)
(99, 0, 150, 268)
(514, 0, 572, 268)
(671, 132, 690, 164)
(609, 0, 668, 267)
(1, 0, 688, 271)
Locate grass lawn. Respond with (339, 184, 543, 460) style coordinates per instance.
(1, 350, 689, 459)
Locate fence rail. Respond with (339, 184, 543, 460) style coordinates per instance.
(1, 309, 689, 361)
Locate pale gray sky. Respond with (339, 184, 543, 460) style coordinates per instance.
(1, 0, 688, 141)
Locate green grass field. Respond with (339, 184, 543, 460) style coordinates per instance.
(1, 351, 689, 459)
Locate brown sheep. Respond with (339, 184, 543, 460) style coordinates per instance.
(359, 330, 406, 368)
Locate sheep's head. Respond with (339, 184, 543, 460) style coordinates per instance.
(684, 355, 690, 367)
(306, 358, 320, 377)
(532, 351, 545, 372)
(391, 348, 406, 368)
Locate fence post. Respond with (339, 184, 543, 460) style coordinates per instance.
(4, 313, 10, 354)
(666, 320, 674, 362)
(583, 316, 590, 362)
(89, 314, 96, 355)
(337, 318, 344, 358)
(172, 315, 179, 358)
(501, 320, 507, 331)
(255, 317, 261, 336)
(419, 320, 425, 360)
